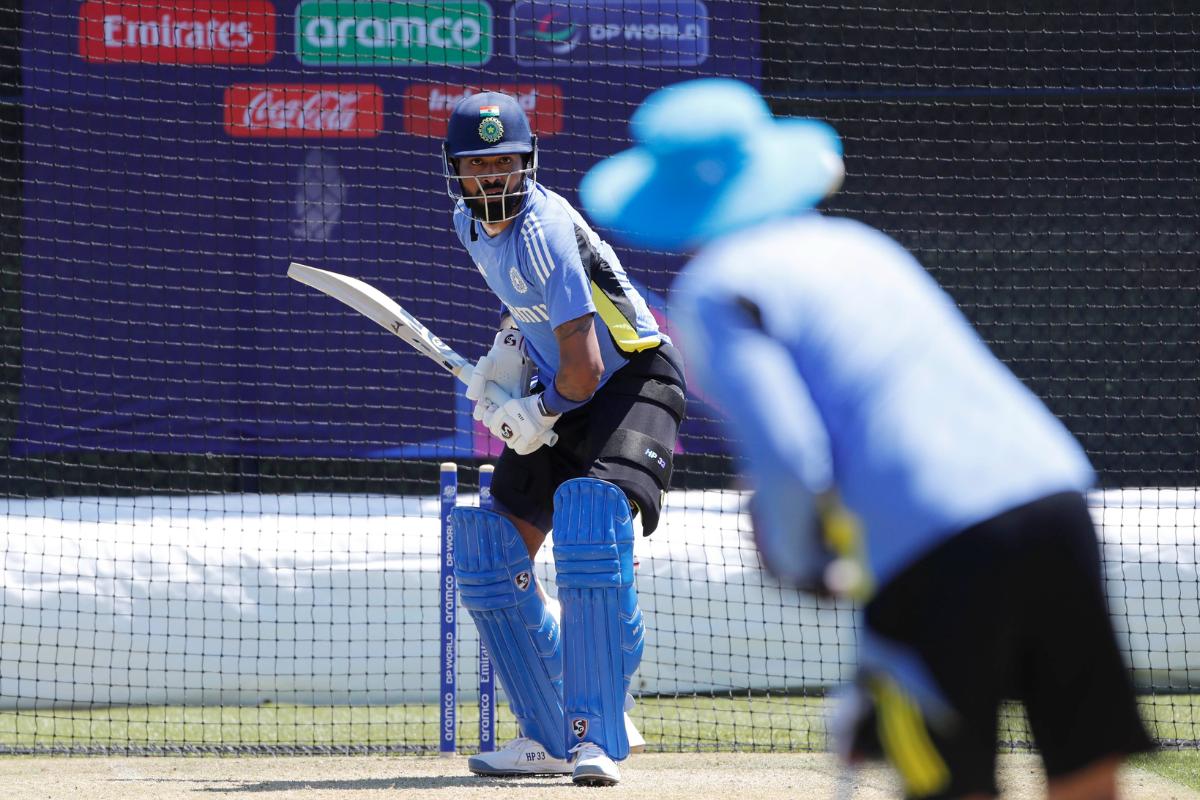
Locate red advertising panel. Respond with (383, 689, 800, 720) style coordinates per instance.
(404, 83, 564, 138)
(225, 84, 384, 138)
(79, 1, 276, 64)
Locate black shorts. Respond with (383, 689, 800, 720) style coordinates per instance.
(862, 491, 1153, 799)
(490, 342, 686, 536)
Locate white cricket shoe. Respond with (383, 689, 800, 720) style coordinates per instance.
(570, 742, 621, 786)
(467, 736, 573, 777)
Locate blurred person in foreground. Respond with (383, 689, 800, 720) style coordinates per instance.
(579, 78, 1152, 800)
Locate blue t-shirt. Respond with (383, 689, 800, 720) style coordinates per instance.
(671, 214, 1095, 588)
(453, 182, 664, 391)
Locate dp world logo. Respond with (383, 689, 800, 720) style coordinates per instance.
(511, 0, 708, 66)
(527, 10, 580, 55)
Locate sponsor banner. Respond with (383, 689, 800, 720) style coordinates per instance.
(27, 0, 753, 457)
(511, 0, 708, 67)
(404, 83, 563, 138)
(225, 84, 384, 138)
(78, 0, 276, 64)
(296, 1, 494, 66)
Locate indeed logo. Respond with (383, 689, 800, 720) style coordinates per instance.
(296, 1, 494, 66)
(404, 83, 564, 138)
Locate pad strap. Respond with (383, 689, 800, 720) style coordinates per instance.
(452, 507, 567, 758)
(603, 376, 686, 421)
(552, 478, 645, 760)
(597, 428, 674, 492)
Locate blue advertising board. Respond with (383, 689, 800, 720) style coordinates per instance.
(17, 0, 758, 458)
(511, 1, 709, 67)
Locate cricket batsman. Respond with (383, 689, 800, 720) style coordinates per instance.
(442, 91, 687, 786)
(579, 78, 1152, 800)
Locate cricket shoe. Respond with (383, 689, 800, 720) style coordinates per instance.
(467, 736, 573, 777)
(570, 742, 620, 786)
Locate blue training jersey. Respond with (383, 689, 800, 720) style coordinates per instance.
(671, 214, 1095, 588)
(453, 182, 665, 390)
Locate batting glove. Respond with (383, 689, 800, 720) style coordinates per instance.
(466, 330, 534, 422)
(482, 393, 560, 455)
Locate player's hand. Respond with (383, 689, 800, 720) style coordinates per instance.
(482, 393, 560, 455)
(466, 330, 534, 422)
(748, 489, 832, 595)
(748, 487, 866, 599)
(465, 354, 499, 420)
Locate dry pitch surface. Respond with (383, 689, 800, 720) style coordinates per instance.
(0, 753, 1196, 799)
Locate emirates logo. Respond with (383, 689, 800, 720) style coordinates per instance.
(79, 1, 276, 64)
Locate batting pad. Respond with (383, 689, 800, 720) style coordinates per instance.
(451, 507, 567, 758)
(552, 478, 645, 760)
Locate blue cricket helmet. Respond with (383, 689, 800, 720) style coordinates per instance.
(444, 91, 535, 159)
(443, 91, 540, 224)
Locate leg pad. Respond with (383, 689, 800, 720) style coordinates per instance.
(552, 478, 645, 759)
(452, 507, 566, 758)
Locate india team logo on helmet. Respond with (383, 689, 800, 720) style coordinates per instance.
(514, 571, 531, 591)
(478, 106, 504, 143)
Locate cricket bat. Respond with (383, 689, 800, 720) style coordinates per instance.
(287, 262, 557, 447)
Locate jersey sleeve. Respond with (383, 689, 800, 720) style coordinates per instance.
(520, 212, 595, 329)
(672, 264, 838, 586)
(675, 276, 834, 494)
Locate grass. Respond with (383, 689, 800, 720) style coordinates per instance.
(1133, 750, 1200, 791)
(0, 695, 828, 753)
(0, 694, 1197, 790)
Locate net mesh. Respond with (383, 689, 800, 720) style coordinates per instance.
(1, 2, 1196, 754)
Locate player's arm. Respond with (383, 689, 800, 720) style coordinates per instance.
(673, 282, 847, 593)
(548, 313, 604, 409)
(534, 216, 607, 415)
(474, 214, 604, 450)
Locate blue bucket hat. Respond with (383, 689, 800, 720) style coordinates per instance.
(579, 79, 844, 251)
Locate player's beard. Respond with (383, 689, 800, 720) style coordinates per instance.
(464, 187, 525, 223)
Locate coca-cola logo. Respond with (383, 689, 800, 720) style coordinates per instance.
(404, 83, 564, 138)
(79, 1, 276, 65)
(225, 84, 384, 139)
